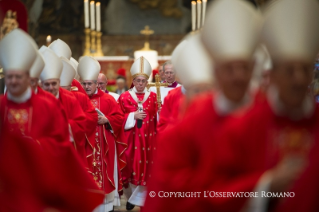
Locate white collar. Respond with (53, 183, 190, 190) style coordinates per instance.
(7, 87, 32, 103)
(34, 87, 38, 94)
(55, 92, 59, 99)
(213, 91, 250, 116)
(94, 88, 98, 94)
(133, 86, 146, 94)
(267, 85, 314, 120)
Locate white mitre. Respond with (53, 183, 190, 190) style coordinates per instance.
(77, 56, 101, 81)
(70, 57, 80, 80)
(49, 39, 72, 60)
(30, 52, 45, 78)
(39, 46, 63, 81)
(130, 56, 152, 79)
(171, 39, 188, 69)
(0, 29, 37, 72)
(262, 0, 319, 64)
(202, 0, 262, 62)
(60, 57, 76, 86)
(174, 33, 213, 88)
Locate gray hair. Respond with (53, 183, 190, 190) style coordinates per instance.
(163, 61, 174, 72)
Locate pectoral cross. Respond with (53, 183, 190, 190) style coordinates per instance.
(147, 74, 168, 108)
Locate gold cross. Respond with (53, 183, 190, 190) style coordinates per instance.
(147, 74, 168, 108)
(139, 25, 154, 51)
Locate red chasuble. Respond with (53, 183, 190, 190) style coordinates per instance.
(89, 89, 126, 193)
(58, 87, 87, 160)
(157, 86, 185, 133)
(118, 90, 158, 187)
(72, 79, 87, 95)
(0, 126, 104, 211)
(209, 100, 319, 212)
(72, 90, 98, 169)
(144, 92, 248, 212)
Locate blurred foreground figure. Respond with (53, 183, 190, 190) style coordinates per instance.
(0, 29, 103, 211)
(213, 0, 319, 212)
(144, 0, 262, 211)
(157, 34, 214, 133)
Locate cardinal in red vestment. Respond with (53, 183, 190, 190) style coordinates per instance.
(144, 1, 262, 211)
(118, 56, 158, 210)
(39, 46, 87, 163)
(78, 56, 126, 212)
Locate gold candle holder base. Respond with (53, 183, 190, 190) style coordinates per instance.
(91, 30, 97, 56)
(83, 28, 91, 56)
(95, 32, 104, 57)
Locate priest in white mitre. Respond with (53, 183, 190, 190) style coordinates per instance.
(118, 56, 158, 210)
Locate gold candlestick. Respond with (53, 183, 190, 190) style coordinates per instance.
(91, 30, 96, 56)
(95, 32, 104, 56)
(83, 28, 91, 56)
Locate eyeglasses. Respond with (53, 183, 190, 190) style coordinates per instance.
(81, 82, 95, 87)
(134, 79, 147, 84)
(98, 82, 105, 86)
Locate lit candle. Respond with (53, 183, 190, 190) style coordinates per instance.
(96, 2, 101, 32)
(90, 1, 95, 30)
(84, 0, 89, 28)
(191, 1, 196, 31)
(197, 1, 202, 29)
(46, 35, 52, 43)
(202, 0, 207, 26)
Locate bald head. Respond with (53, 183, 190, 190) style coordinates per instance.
(97, 73, 107, 91)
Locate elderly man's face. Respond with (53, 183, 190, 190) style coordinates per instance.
(164, 64, 175, 83)
(82, 80, 97, 96)
(42, 79, 60, 97)
(133, 76, 148, 92)
(5, 71, 30, 97)
(215, 60, 254, 103)
(271, 61, 313, 109)
(97, 74, 107, 91)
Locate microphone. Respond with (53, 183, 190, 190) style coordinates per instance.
(137, 107, 143, 129)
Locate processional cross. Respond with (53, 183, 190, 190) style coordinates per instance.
(147, 74, 168, 108)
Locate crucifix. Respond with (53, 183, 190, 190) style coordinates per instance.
(140, 25, 154, 51)
(147, 74, 168, 108)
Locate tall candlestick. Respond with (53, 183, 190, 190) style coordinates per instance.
(197, 1, 202, 29)
(191, 1, 196, 31)
(202, 0, 207, 26)
(96, 2, 101, 32)
(90, 1, 95, 30)
(84, 0, 89, 28)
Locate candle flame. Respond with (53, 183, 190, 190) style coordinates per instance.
(90, 1, 94, 5)
(192, 1, 196, 5)
(96, 2, 100, 6)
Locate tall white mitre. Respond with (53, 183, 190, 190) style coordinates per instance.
(262, 0, 319, 63)
(39, 46, 63, 81)
(130, 56, 152, 79)
(30, 52, 45, 78)
(171, 39, 187, 69)
(0, 29, 37, 72)
(77, 56, 101, 80)
(70, 57, 80, 80)
(48, 39, 72, 60)
(174, 33, 213, 88)
(201, 0, 262, 62)
(60, 57, 76, 86)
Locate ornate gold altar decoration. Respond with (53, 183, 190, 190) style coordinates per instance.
(0, 10, 19, 40)
(147, 74, 168, 108)
(129, 0, 182, 18)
